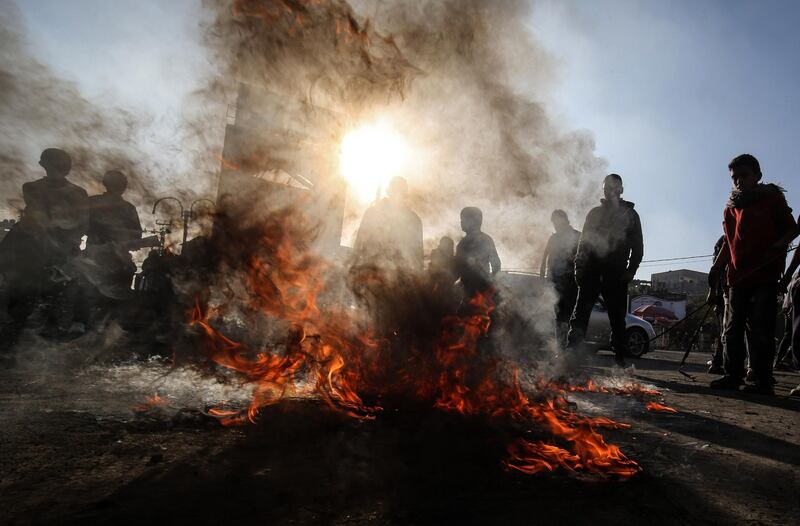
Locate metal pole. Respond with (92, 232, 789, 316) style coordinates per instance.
(182, 209, 190, 250)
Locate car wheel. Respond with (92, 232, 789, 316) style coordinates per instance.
(626, 327, 649, 357)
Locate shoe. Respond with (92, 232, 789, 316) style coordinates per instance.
(709, 376, 743, 390)
(613, 356, 627, 368)
(745, 369, 755, 382)
(774, 362, 795, 372)
(741, 383, 775, 396)
(789, 386, 800, 398)
(707, 364, 725, 375)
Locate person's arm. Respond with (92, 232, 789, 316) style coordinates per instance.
(539, 235, 552, 278)
(454, 241, 466, 281)
(707, 237, 730, 304)
(780, 244, 800, 290)
(124, 204, 143, 243)
(624, 211, 644, 281)
(21, 182, 47, 227)
(771, 197, 798, 251)
(488, 237, 501, 276)
(413, 216, 424, 273)
(574, 211, 594, 284)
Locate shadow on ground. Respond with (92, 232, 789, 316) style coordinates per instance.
(48, 400, 738, 526)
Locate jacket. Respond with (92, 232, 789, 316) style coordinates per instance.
(575, 199, 643, 279)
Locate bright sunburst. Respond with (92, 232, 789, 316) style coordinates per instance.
(339, 121, 409, 203)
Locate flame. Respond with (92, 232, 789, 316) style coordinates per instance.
(646, 402, 678, 413)
(185, 204, 656, 478)
(133, 394, 168, 413)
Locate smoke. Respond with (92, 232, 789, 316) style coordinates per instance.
(201, 0, 606, 269)
(358, 0, 607, 266)
(0, 1, 218, 226)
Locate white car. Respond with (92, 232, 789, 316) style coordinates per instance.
(586, 298, 656, 357)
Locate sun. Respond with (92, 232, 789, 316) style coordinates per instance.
(339, 121, 409, 202)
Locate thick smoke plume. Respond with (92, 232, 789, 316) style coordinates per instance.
(0, 2, 215, 225)
(201, 0, 607, 268)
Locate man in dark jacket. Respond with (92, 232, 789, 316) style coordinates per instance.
(540, 209, 581, 348)
(0, 148, 88, 349)
(567, 174, 643, 367)
(708, 154, 797, 395)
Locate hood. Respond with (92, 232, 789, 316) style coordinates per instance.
(727, 183, 785, 209)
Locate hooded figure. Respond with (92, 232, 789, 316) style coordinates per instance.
(567, 174, 643, 367)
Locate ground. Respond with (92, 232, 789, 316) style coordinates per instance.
(0, 347, 798, 525)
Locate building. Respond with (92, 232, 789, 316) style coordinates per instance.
(650, 269, 709, 296)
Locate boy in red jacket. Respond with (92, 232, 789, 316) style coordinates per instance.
(708, 154, 797, 395)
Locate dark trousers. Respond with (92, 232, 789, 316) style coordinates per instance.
(776, 312, 794, 367)
(723, 284, 777, 384)
(553, 275, 578, 348)
(711, 300, 726, 367)
(783, 281, 800, 368)
(568, 273, 628, 358)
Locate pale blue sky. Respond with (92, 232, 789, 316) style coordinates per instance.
(11, 0, 800, 279)
(530, 0, 799, 277)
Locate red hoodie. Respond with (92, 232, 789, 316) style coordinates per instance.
(723, 184, 796, 287)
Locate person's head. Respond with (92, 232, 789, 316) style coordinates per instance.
(438, 236, 455, 255)
(460, 206, 483, 234)
(102, 170, 128, 196)
(602, 173, 624, 201)
(387, 176, 408, 203)
(728, 154, 761, 191)
(550, 209, 570, 233)
(39, 148, 72, 180)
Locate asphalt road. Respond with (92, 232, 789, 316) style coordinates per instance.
(0, 347, 798, 525)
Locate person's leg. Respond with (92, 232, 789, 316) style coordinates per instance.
(567, 276, 600, 353)
(743, 284, 777, 392)
(715, 286, 749, 386)
(711, 298, 725, 367)
(791, 286, 800, 369)
(775, 312, 793, 368)
(0, 281, 37, 354)
(710, 301, 726, 370)
(600, 275, 629, 364)
(554, 277, 577, 348)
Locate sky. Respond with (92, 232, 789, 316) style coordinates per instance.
(10, 0, 800, 279)
(529, 0, 800, 277)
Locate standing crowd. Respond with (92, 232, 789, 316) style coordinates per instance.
(1, 149, 799, 398)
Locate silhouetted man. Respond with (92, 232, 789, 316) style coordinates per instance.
(455, 207, 501, 300)
(0, 148, 88, 349)
(540, 209, 581, 347)
(567, 174, 643, 367)
(708, 154, 797, 395)
(82, 170, 143, 297)
(354, 176, 423, 273)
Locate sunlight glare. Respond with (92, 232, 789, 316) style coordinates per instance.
(339, 122, 409, 202)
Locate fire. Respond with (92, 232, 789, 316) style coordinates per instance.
(646, 402, 678, 413)
(184, 205, 656, 479)
(133, 394, 168, 413)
